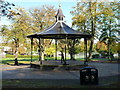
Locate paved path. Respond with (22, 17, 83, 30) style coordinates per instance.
(89, 62, 119, 77)
(1, 62, 120, 79)
(1, 62, 120, 86)
(2, 66, 80, 79)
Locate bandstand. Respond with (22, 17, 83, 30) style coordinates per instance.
(27, 6, 92, 70)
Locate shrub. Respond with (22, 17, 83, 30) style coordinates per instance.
(92, 54, 100, 58)
(100, 51, 108, 58)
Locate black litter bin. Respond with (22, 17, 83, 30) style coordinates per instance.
(80, 66, 98, 85)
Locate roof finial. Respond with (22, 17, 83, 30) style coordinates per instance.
(55, 0, 65, 22)
(58, 0, 61, 8)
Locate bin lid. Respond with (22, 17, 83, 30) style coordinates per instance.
(80, 66, 97, 70)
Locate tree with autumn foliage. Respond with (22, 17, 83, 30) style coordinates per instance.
(67, 39, 81, 60)
(1, 5, 57, 64)
(71, 1, 119, 60)
(0, 8, 33, 65)
(98, 2, 119, 60)
(29, 5, 56, 60)
(71, 1, 103, 60)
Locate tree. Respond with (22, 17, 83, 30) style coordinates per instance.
(1, 5, 57, 64)
(29, 5, 56, 32)
(29, 5, 56, 60)
(71, 2, 99, 60)
(45, 44, 55, 57)
(99, 2, 119, 60)
(67, 39, 80, 60)
(0, 8, 32, 65)
(71, 1, 119, 60)
(0, 0, 20, 19)
(96, 41, 107, 53)
(111, 42, 120, 61)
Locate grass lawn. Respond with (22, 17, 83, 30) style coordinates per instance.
(2, 79, 120, 89)
(1, 58, 37, 65)
(0, 56, 117, 64)
(1, 57, 86, 65)
(1, 56, 83, 65)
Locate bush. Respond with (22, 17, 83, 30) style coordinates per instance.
(100, 51, 114, 59)
(92, 54, 100, 58)
(100, 51, 108, 58)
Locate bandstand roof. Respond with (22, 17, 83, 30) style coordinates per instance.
(27, 8, 92, 39)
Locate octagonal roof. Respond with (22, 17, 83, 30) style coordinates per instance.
(27, 7, 92, 39)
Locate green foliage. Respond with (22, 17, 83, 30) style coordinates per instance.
(71, 2, 119, 59)
(1, 57, 38, 64)
(0, 8, 32, 47)
(96, 41, 107, 53)
(71, 2, 103, 59)
(68, 45, 81, 55)
(98, 2, 119, 59)
(29, 5, 56, 32)
(45, 47, 55, 56)
(92, 54, 100, 58)
(0, 5, 57, 63)
(0, 8, 33, 65)
(67, 39, 81, 60)
(0, 1, 19, 19)
(111, 42, 120, 53)
(28, 6, 56, 60)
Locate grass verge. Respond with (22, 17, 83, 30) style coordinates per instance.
(2, 79, 120, 89)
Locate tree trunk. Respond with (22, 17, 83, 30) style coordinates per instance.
(14, 39, 19, 65)
(88, 39, 94, 60)
(70, 52, 75, 60)
(108, 40, 111, 60)
(69, 44, 75, 60)
(14, 46, 19, 65)
(108, 19, 112, 61)
(117, 42, 120, 62)
(118, 52, 120, 62)
(88, 17, 94, 60)
(15, 58, 18, 65)
(67, 39, 76, 60)
(87, 2, 95, 60)
(41, 52, 44, 61)
(87, 2, 97, 60)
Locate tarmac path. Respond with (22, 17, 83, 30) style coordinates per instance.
(1, 62, 119, 79)
(1, 62, 120, 86)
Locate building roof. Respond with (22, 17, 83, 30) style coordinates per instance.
(27, 7, 92, 39)
(55, 8, 65, 18)
(27, 21, 92, 39)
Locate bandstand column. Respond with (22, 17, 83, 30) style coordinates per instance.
(64, 36, 67, 65)
(84, 38, 88, 65)
(38, 38, 42, 64)
(55, 39, 58, 60)
(30, 38, 33, 66)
